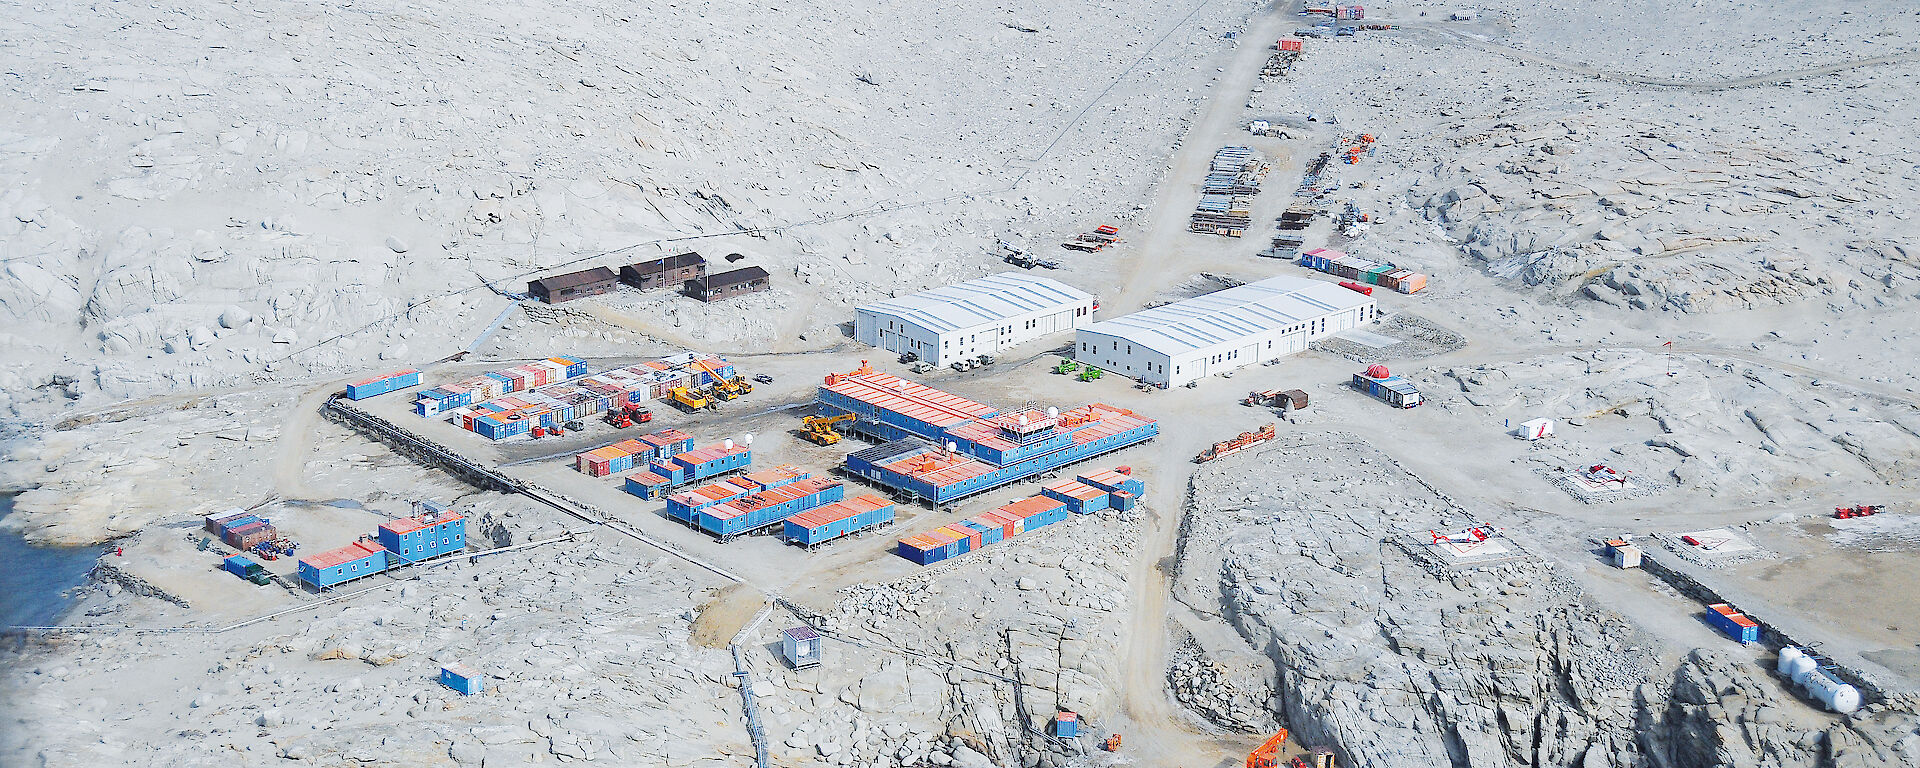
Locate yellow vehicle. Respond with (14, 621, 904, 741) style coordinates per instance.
(800, 413, 857, 446)
(696, 359, 753, 401)
(670, 386, 710, 412)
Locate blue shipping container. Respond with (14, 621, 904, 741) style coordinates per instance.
(441, 664, 483, 695)
(223, 554, 260, 578)
(218, 515, 261, 533)
(1705, 608, 1761, 644)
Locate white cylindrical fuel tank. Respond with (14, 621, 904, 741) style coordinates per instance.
(1789, 657, 1820, 686)
(1802, 669, 1862, 714)
(1777, 647, 1804, 675)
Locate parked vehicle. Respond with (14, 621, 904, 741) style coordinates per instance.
(752, 374, 775, 384)
(898, 352, 918, 364)
(909, 361, 936, 374)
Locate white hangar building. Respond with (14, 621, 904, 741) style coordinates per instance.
(1074, 275, 1377, 387)
(854, 272, 1096, 366)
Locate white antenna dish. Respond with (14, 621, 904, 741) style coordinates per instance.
(1018, 414, 1028, 426)
(945, 441, 957, 452)
(743, 433, 754, 446)
(1046, 407, 1058, 419)
(724, 438, 735, 450)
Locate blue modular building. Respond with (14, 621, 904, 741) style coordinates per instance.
(377, 506, 466, 565)
(440, 664, 483, 695)
(696, 478, 844, 539)
(297, 541, 391, 589)
(783, 495, 897, 547)
(346, 369, 422, 400)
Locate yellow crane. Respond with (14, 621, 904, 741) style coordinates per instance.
(695, 359, 753, 401)
(800, 413, 857, 446)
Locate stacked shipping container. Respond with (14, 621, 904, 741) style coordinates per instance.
(622, 441, 753, 499)
(1299, 248, 1427, 294)
(576, 430, 695, 477)
(436, 354, 734, 440)
(414, 357, 589, 416)
(207, 512, 279, 550)
(897, 496, 1070, 565)
(346, 369, 422, 400)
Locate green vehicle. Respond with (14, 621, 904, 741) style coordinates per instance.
(1077, 367, 1104, 382)
(1053, 358, 1081, 374)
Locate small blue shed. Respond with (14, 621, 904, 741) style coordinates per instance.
(1052, 711, 1079, 738)
(440, 664, 483, 695)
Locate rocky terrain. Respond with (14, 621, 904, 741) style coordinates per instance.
(0, 0, 1257, 419)
(1431, 349, 1920, 502)
(11, 0, 1920, 766)
(756, 507, 1146, 768)
(1250, 2, 1920, 318)
(1183, 435, 1920, 766)
(1, 505, 752, 767)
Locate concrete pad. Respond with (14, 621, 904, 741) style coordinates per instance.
(1337, 328, 1402, 348)
(1677, 528, 1756, 556)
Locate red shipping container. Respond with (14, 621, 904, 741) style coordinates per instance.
(1278, 38, 1303, 52)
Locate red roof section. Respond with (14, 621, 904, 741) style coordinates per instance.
(1078, 468, 1132, 488)
(642, 429, 693, 448)
(822, 370, 998, 429)
(380, 511, 465, 536)
(788, 494, 891, 530)
(997, 496, 1067, 519)
(705, 478, 841, 522)
(302, 540, 386, 569)
(1044, 480, 1107, 501)
(625, 470, 670, 485)
(743, 464, 806, 488)
(669, 477, 761, 507)
(676, 443, 750, 467)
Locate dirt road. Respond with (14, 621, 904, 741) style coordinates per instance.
(1101, 5, 1292, 766)
(1106, 7, 1297, 318)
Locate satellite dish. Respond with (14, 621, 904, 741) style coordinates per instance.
(1018, 414, 1029, 426)
(743, 433, 754, 446)
(1046, 407, 1059, 419)
(724, 438, 735, 450)
(945, 441, 957, 452)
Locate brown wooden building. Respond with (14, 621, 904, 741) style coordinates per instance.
(528, 266, 618, 304)
(689, 266, 771, 302)
(621, 252, 707, 292)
